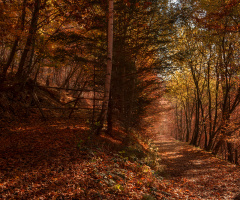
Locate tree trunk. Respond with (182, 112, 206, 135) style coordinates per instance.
(16, 0, 41, 80)
(189, 64, 202, 147)
(107, 92, 113, 136)
(212, 137, 224, 155)
(227, 142, 234, 163)
(95, 0, 113, 135)
(212, 120, 229, 156)
(235, 149, 239, 165)
(190, 100, 200, 146)
(1, 0, 27, 82)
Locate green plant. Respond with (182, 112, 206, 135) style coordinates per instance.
(144, 140, 161, 169)
(77, 139, 83, 149)
(142, 194, 155, 200)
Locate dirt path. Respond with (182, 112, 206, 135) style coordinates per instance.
(151, 99, 240, 199)
(155, 133, 240, 199)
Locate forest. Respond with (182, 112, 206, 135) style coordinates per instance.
(0, 0, 240, 199)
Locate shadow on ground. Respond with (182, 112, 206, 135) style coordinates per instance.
(155, 134, 240, 199)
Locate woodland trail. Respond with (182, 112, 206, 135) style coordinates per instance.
(155, 133, 240, 199)
(151, 99, 240, 199)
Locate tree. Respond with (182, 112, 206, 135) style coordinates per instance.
(105, 0, 176, 134)
(0, 0, 27, 82)
(16, 0, 42, 81)
(95, 0, 114, 135)
(167, 0, 240, 164)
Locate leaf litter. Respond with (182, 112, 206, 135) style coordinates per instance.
(1, 118, 240, 199)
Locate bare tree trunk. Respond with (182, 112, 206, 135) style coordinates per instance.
(190, 96, 200, 146)
(107, 91, 113, 136)
(16, 0, 41, 80)
(1, 0, 27, 82)
(206, 67, 220, 151)
(235, 149, 239, 165)
(61, 66, 79, 89)
(95, 0, 113, 135)
(227, 142, 234, 163)
(175, 103, 180, 140)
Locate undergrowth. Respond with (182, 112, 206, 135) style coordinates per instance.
(76, 128, 164, 178)
(73, 128, 165, 199)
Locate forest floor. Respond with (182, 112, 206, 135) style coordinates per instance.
(0, 118, 169, 200)
(153, 99, 240, 200)
(154, 133, 240, 199)
(0, 105, 240, 199)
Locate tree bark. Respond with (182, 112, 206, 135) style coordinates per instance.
(190, 97, 200, 146)
(95, 0, 114, 135)
(227, 142, 234, 163)
(107, 91, 113, 136)
(16, 0, 41, 80)
(1, 0, 27, 82)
